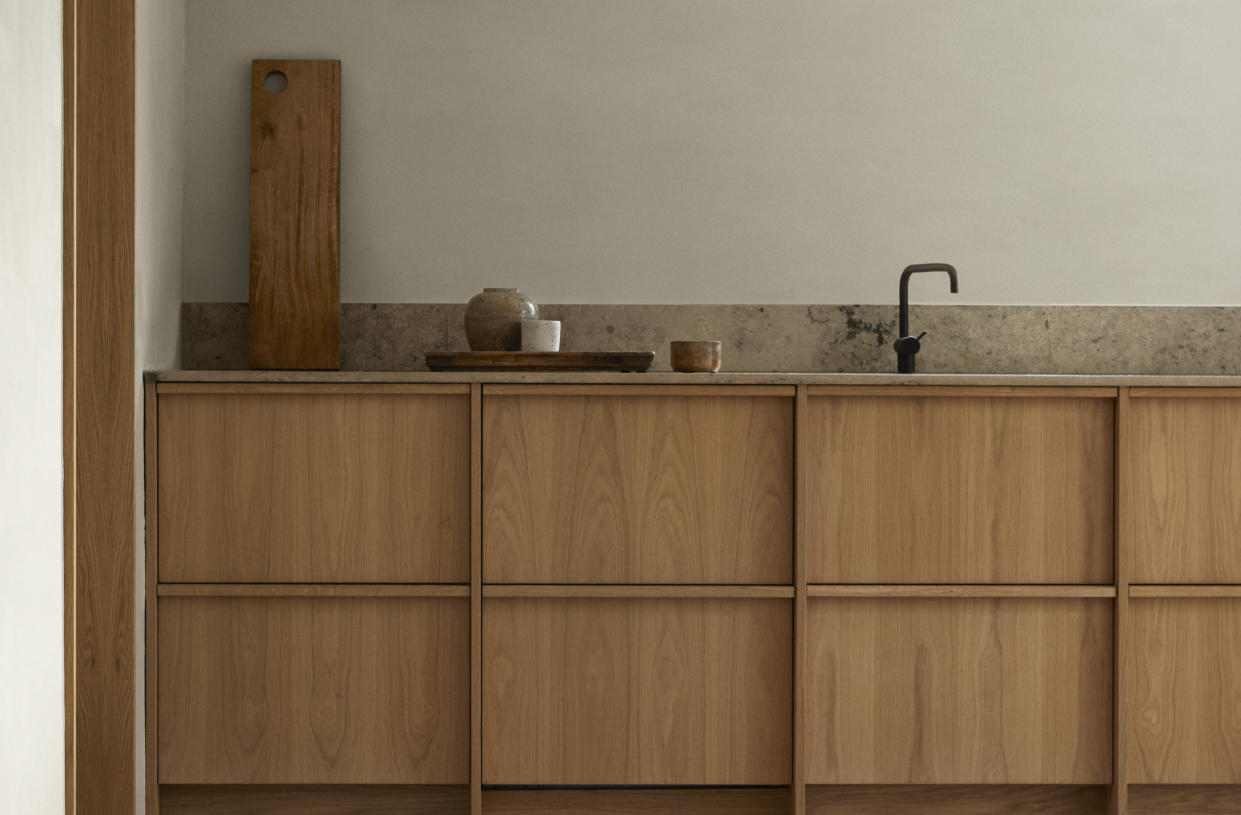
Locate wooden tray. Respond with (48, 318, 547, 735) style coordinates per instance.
(425, 351, 654, 372)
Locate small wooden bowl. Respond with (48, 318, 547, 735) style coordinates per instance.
(670, 340, 722, 373)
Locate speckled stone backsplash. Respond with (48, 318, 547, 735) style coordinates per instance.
(181, 303, 1241, 374)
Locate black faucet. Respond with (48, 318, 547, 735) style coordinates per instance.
(894, 263, 958, 373)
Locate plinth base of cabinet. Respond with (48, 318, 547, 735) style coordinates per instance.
(482, 787, 790, 813)
(1130, 785, 1241, 814)
(806, 785, 1108, 814)
(159, 785, 469, 814)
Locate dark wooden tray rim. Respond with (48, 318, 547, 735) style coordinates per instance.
(425, 351, 655, 372)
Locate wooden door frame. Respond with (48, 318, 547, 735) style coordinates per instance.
(63, 0, 137, 813)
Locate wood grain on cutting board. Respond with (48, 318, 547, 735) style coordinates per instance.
(249, 59, 340, 370)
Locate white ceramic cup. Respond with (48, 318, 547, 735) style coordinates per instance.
(521, 319, 562, 352)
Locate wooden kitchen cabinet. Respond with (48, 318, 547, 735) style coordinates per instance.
(805, 388, 1115, 583)
(482, 595, 792, 785)
(158, 385, 470, 583)
(1129, 391, 1241, 583)
(483, 386, 794, 583)
(805, 596, 1113, 784)
(158, 594, 470, 784)
(146, 375, 1241, 815)
(1130, 597, 1241, 783)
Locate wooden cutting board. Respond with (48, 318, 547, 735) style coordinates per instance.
(425, 351, 655, 372)
(248, 59, 341, 369)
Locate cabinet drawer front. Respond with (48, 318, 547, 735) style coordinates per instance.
(806, 597, 1112, 784)
(1131, 598, 1241, 783)
(1131, 395, 1241, 582)
(806, 394, 1113, 583)
(158, 390, 470, 582)
(482, 598, 792, 784)
(158, 596, 469, 784)
(483, 391, 794, 583)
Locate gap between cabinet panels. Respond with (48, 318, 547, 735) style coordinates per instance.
(471, 383, 483, 815)
(1114, 387, 1131, 815)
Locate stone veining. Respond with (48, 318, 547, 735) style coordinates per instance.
(182, 303, 1241, 375)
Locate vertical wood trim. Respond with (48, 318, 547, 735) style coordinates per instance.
(144, 383, 159, 814)
(64, 0, 136, 812)
(1112, 387, 1130, 815)
(62, 1, 78, 810)
(470, 384, 483, 815)
(792, 385, 807, 815)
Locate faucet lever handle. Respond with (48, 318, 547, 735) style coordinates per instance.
(916, 330, 927, 341)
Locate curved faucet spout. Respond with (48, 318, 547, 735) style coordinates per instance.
(896, 263, 959, 373)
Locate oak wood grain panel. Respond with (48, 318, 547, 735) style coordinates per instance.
(1132, 387, 1241, 398)
(1130, 599, 1241, 783)
(807, 385, 1118, 398)
(1113, 386, 1132, 815)
(1131, 585, 1241, 598)
(160, 785, 468, 815)
(807, 785, 1108, 815)
(483, 584, 794, 599)
(470, 384, 483, 815)
(156, 584, 469, 598)
(1130, 395, 1241, 582)
(1129, 785, 1241, 814)
(483, 598, 792, 785)
(249, 59, 340, 370)
(146, 382, 160, 815)
(158, 390, 469, 582)
(806, 598, 1112, 784)
(158, 597, 469, 784)
(806, 394, 1114, 583)
(483, 788, 790, 814)
(483, 393, 793, 583)
(159, 383, 469, 395)
(61, 0, 77, 798)
(67, 0, 137, 811)
(807, 585, 1115, 598)
(485, 384, 796, 397)
(793, 385, 809, 815)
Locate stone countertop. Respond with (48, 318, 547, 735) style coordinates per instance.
(182, 303, 1241, 376)
(150, 370, 1241, 387)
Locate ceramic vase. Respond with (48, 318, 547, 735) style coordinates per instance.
(465, 288, 540, 351)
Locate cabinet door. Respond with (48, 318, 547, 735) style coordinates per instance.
(1130, 393, 1241, 582)
(158, 596, 470, 784)
(1131, 598, 1241, 783)
(483, 597, 791, 785)
(483, 388, 794, 583)
(806, 597, 1112, 784)
(158, 387, 470, 582)
(806, 391, 1114, 583)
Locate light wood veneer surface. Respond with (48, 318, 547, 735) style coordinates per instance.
(482, 597, 792, 785)
(1130, 395, 1241, 583)
(806, 597, 1113, 784)
(805, 784, 1108, 814)
(158, 390, 470, 582)
(483, 788, 790, 814)
(159, 785, 468, 815)
(483, 391, 793, 583)
(159, 597, 469, 784)
(1130, 598, 1241, 783)
(806, 393, 1114, 583)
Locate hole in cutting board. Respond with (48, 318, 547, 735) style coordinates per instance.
(263, 70, 288, 94)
